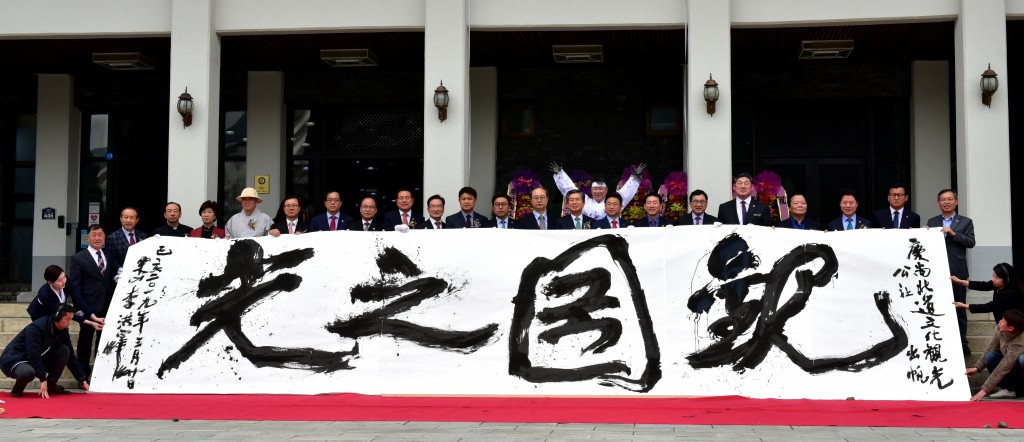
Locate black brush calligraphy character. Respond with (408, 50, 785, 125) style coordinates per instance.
(509, 234, 661, 393)
(326, 246, 499, 354)
(158, 240, 357, 378)
(688, 234, 908, 373)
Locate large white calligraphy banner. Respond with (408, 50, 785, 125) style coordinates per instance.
(92, 226, 970, 400)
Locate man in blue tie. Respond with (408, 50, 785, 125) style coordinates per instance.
(827, 189, 872, 231)
(871, 182, 921, 229)
(483, 194, 518, 229)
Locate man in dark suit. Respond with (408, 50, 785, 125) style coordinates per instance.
(445, 187, 488, 228)
(717, 173, 772, 226)
(635, 194, 668, 227)
(676, 189, 718, 226)
(347, 196, 385, 231)
(927, 188, 976, 354)
(269, 196, 309, 236)
(594, 193, 631, 229)
(308, 191, 353, 232)
(826, 189, 873, 231)
(516, 187, 558, 230)
(69, 224, 119, 378)
(482, 194, 519, 229)
(104, 206, 147, 269)
(871, 182, 921, 229)
(419, 194, 448, 229)
(151, 202, 192, 237)
(555, 189, 596, 229)
(382, 189, 426, 231)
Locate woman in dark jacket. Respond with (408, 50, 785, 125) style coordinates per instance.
(27, 264, 105, 331)
(952, 262, 1024, 323)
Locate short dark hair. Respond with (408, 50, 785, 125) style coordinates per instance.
(87, 224, 105, 234)
(1003, 309, 1024, 331)
(645, 194, 663, 204)
(165, 202, 182, 212)
(605, 192, 624, 204)
(689, 190, 709, 202)
(283, 195, 302, 206)
(427, 194, 445, 207)
(121, 206, 140, 218)
(889, 183, 908, 195)
(937, 188, 957, 201)
(492, 194, 511, 205)
(396, 188, 414, 197)
(44, 265, 65, 283)
(565, 189, 585, 201)
(324, 190, 342, 201)
(458, 187, 477, 199)
(54, 304, 76, 322)
(733, 173, 754, 184)
(839, 188, 859, 201)
(199, 200, 220, 218)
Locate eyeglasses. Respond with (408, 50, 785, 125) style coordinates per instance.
(888, 193, 906, 197)
(493, 202, 509, 208)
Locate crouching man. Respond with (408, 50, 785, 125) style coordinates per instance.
(0, 305, 90, 397)
(966, 309, 1024, 400)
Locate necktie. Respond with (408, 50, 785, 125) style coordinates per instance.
(435, 221, 441, 229)
(612, 220, 618, 229)
(575, 217, 581, 229)
(740, 201, 748, 225)
(329, 215, 336, 231)
(500, 220, 506, 229)
(129, 231, 136, 245)
(466, 214, 472, 227)
(402, 213, 409, 225)
(538, 215, 546, 230)
(649, 218, 656, 227)
(892, 211, 900, 229)
(96, 250, 106, 276)
(364, 221, 370, 231)
(846, 218, 854, 230)
(288, 221, 295, 234)
(696, 215, 701, 225)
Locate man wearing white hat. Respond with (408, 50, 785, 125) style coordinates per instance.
(224, 187, 273, 238)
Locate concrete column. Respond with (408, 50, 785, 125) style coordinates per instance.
(685, 0, 733, 204)
(469, 67, 498, 204)
(168, 0, 220, 228)
(910, 61, 950, 215)
(954, 0, 1011, 276)
(31, 74, 81, 285)
(246, 71, 286, 209)
(423, 0, 470, 209)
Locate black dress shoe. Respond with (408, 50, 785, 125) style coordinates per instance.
(47, 383, 70, 395)
(10, 381, 28, 397)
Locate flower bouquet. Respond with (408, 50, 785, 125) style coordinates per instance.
(658, 171, 688, 222)
(618, 164, 651, 222)
(508, 169, 542, 220)
(752, 170, 789, 225)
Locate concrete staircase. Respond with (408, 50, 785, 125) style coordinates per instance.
(0, 302, 84, 391)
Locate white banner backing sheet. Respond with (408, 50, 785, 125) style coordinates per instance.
(92, 226, 969, 400)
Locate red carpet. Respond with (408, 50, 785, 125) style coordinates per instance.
(0, 393, 1018, 428)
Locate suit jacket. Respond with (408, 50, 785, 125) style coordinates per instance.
(926, 214, 975, 278)
(871, 207, 921, 229)
(270, 219, 310, 235)
(28, 283, 94, 323)
(382, 210, 426, 231)
(776, 217, 822, 231)
(347, 217, 385, 232)
(826, 215, 872, 231)
(634, 216, 668, 228)
(555, 214, 597, 230)
(104, 228, 147, 269)
(68, 248, 118, 315)
(515, 212, 558, 230)
(308, 212, 354, 232)
(445, 211, 488, 228)
(418, 219, 447, 229)
(593, 217, 632, 229)
(717, 199, 773, 226)
(675, 213, 718, 226)
(481, 217, 520, 229)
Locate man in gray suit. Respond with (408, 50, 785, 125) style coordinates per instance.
(927, 188, 975, 355)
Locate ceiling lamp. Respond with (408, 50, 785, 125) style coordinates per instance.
(92, 52, 156, 70)
(798, 40, 854, 60)
(320, 49, 379, 67)
(552, 45, 604, 63)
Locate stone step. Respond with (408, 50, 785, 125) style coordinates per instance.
(0, 302, 30, 316)
(0, 377, 82, 392)
(0, 330, 81, 347)
(0, 317, 32, 332)
(968, 320, 998, 336)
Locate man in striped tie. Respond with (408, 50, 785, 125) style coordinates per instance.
(69, 224, 118, 380)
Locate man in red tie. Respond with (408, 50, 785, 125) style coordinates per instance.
(103, 206, 147, 270)
(269, 196, 309, 236)
(383, 189, 425, 231)
(308, 191, 353, 232)
(595, 193, 631, 228)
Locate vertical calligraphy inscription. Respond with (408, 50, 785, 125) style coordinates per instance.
(103, 245, 169, 388)
(900, 238, 954, 390)
(509, 234, 661, 392)
(687, 233, 908, 373)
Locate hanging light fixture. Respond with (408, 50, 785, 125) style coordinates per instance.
(703, 74, 720, 115)
(433, 81, 449, 122)
(980, 64, 998, 107)
(176, 88, 194, 128)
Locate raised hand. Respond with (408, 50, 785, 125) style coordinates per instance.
(548, 162, 563, 174)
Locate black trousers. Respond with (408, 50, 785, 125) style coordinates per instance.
(952, 282, 969, 352)
(77, 324, 101, 379)
(10, 344, 70, 387)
